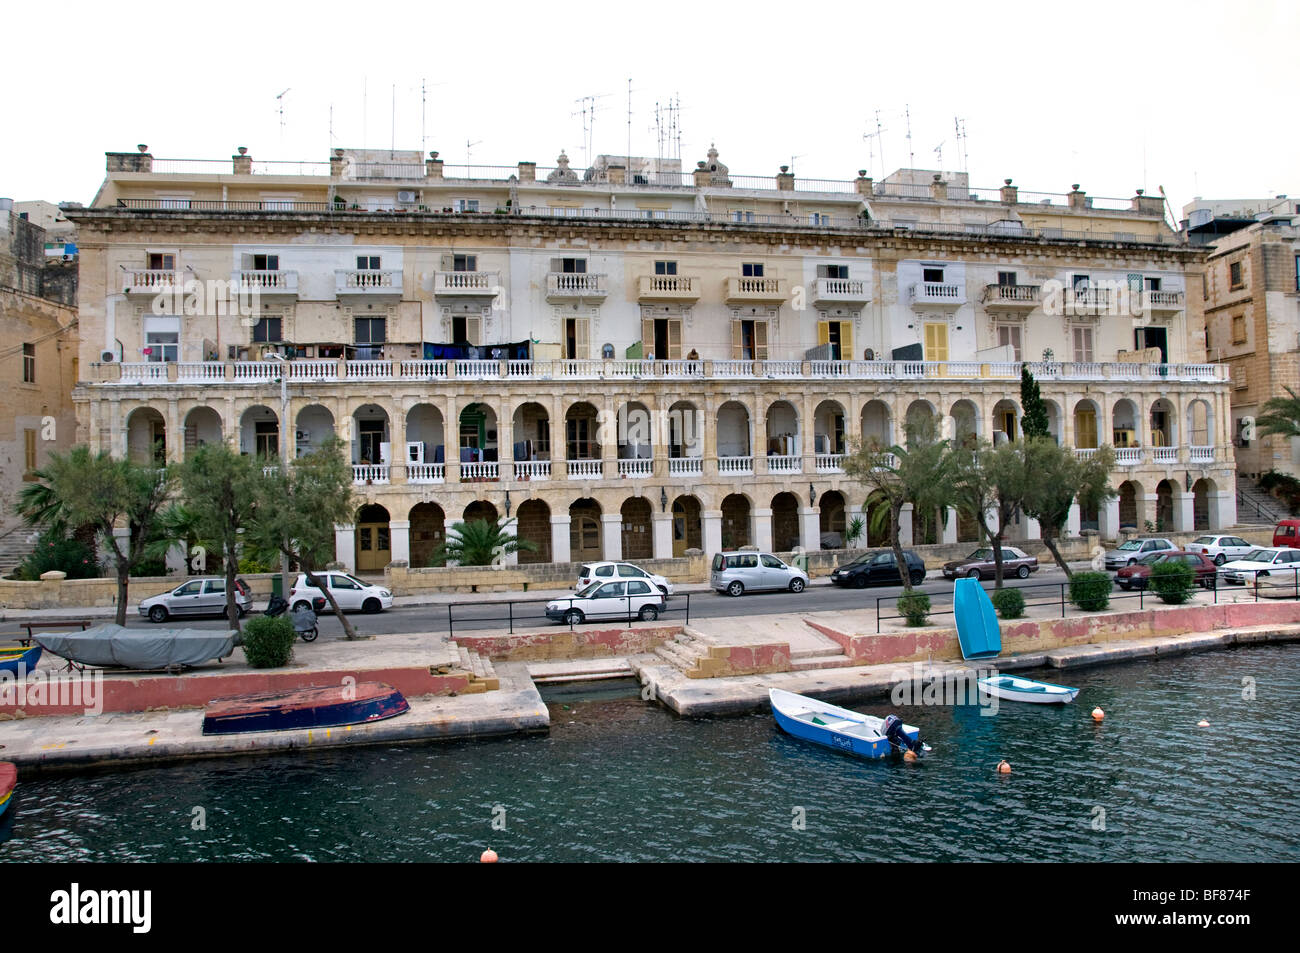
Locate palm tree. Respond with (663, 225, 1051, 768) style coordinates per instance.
(431, 518, 537, 567)
(1256, 386, 1300, 441)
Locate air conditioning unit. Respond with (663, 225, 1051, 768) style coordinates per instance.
(397, 190, 417, 204)
(100, 350, 118, 363)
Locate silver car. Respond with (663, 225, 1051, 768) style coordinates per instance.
(139, 577, 251, 623)
(1104, 538, 1178, 570)
(710, 551, 809, 597)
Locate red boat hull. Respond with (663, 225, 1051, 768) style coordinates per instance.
(201, 682, 409, 735)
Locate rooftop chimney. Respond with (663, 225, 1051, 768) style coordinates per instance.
(232, 147, 252, 174)
(1131, 188, 1164, 216)
(517, 161, 536, 183)
(930, 173, 947, 201)
(1000, 178, 1018, 204)
(855, 170, 874, 197)
(106, 147, 153, 173)
(426, 151, 444, 180)
(1068, 184, 1087, 209)
(775, 165, 794, 191)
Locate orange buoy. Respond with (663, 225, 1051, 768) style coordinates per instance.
(903, 750, 918, 762)
(480, 849, 499, 863)
(996, 760, 1012, 774)
(1091, 707, 1105, 722)
(1197, 719, 1210, 727)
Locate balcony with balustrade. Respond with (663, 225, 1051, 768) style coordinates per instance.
(122, 269, 186, 296)
(545, 272, 608, 303)
(981, 283, 1040, 310)
(335, 269, 402, 300)
(637, 274, 701, 302)
(407, 463, 445, 484)
(811, 277, 870, 306)
(434, 271, 497, 298)
(1141, 289, 1185, 317)
(566, 459, 603, 480)
(724, 276, 786, 305)
(909, 282, 964, 309)
(231, 270, 299, 300)
(353, 464, 390, 484)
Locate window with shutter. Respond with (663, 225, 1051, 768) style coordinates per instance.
(1072, 325, 1094, 363)
(924, 323, 948, 362)
(996, 324, 1022, 360)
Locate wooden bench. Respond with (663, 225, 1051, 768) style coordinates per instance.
(10, 619, 92, 647)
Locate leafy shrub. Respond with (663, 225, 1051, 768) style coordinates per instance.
(241, 615, 295, 668)
(1069, 571, 1112, 611)
(991, 587, 1026, 619)
(12, 531, 99, 581)
(897, 591, 931, 627)
(239, 553, 279, 574)
(1149, 560, 1196, 605)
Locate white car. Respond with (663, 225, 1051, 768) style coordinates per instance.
(1103, 538, 1179, 570)
(574, 561, 674, 597)
(1220, 548, 1300, 585)
(290, 572, 393, 613)
(1187, 534, 1256, 566)
(547, 578, 666, 625)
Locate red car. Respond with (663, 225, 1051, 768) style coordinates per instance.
(1114, 551, 1217, 590)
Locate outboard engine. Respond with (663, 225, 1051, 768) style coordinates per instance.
(882, 714, 923, 755)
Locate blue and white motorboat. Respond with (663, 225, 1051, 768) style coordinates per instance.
(769, 688, 923, 759)
(977, 674, 1079, 704)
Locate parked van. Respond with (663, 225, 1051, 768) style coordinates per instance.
(1273, 520, 1300, 548)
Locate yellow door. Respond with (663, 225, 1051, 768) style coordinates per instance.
(924, 323, 948, 361)
(356, 522, 391, 571)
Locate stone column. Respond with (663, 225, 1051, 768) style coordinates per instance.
(1176, 491, 1195, 533)
(496, 405, 513, 482)
(942, 506, 959, 544)
(443, 395, 460, 482)
(1213, 489, 1236, 530)
(601, 513, 622, 561)
(1023, 516, 1041, 540)
(899, 503, 914, 546)
(752, 507, 774, 552)
(1067, 503, 1081, 536)
(1100, 497, 1121, 541)
(389, 406, 406, 481)
(335, 524, 357, 572)
(390, 519, 411, 565)
(442, 518, 461, 567)
(652, 512, 673, 560)
(550, 514, 572, 565)
(798, 506, 821, 553)
(702, 509, 723, 556)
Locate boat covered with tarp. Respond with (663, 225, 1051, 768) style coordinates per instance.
(34, 624, 235, 671)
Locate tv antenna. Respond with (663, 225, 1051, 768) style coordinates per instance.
(933, 141, 944, 168)
(863, 110, 887, 179)
(466, 139, 483, 174)
(571, 94, 609, 169)
(276, 88, 291, 145)
(904, 103, 914, 167)
(790, 154, 807, 174)
(953, 116, 969, 176)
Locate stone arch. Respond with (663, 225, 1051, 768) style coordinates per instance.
(716, 400, 752, 458)
(352, 402, 391, 466)
(1155, 479, 1177, 532)
(569, 498, 602, 561)
(355, 503, 391, 572)
(1073, 398, 1103, 449)
(819, 490, 847, 546)
(515, 499, 551, 565)
(1118, 479, 1143, 529)
(720, 493, 752, 550)
(904, 400, 936, 441)
(813, 400, 846, 456)
(182, 406, 223, 457)
(464, 500, 499, 525)
(295, 404, 336, 455)
(667, 400, 704, 459)
(409, 502, 446, 568)
(992, 398, 1020, 443)
(764, 399, 800, 459)
(405, 403, 446, 467)
(511, 401, 550, 464)
(1186, 399, 1213, 449)
(771, 491, 801, 552)
(1192, 477, 1216, 531)
(671, 494, 703, 557)
(239, 404, 280, 458)
(620, 497, 653, 560)
(125, 406, 167, 464)
(949, 399, 979, 447)
(1150, 397, 1177, 448)
(861, 400, 893, 449)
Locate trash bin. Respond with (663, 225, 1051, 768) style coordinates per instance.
(271, 575, 283, 598)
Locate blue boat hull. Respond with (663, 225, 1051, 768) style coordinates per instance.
(771, 702, 920, 760)
(0, 646, 42, 677)
(202, 682, 410, 735)
(954, 577, 1002, 660)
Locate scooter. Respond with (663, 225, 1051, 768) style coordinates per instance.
(290, 603, 319, 642)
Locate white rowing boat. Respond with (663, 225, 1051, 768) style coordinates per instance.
(978, 674, 1079, 704)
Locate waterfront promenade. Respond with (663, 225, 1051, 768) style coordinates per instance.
(3, 584, 1299, 773)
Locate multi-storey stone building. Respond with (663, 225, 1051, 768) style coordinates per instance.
(64, 145, 1235, 572)
(1184, 198, 1300, 480)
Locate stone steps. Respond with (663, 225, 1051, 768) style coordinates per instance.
(653, 636, 709, 672)
(789, 651, 856, 671)
(448, 641, 499, 692)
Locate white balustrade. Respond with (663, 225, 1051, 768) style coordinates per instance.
(513, 460, 551, 480)
(407, 463, 445, 483)
(455, 360, 499, 378)
(815, 453, 844, 472)
(119, 363, 168, 381)
(1116, 447, 1143, 466)
(618, 458, 653, 478)
(352, 464, 390, 483)
(176, 362, 225, 382)
(668, 457, 703, 476)
(1074, 448, 1097, 460)
(346, 360, 393, 380)
(400, 360, 448, 378)
(566, 459, 603, 480)
(1190, 445, 1214, 464)
(506, 360, 534, 378)
(286, 361, 338, 381)
(459, 461, 499, 481)
(231, 362, 277, 381)
(717, 456, 754, 475)
(1153, 446, 1179, 464)
(766, 454, 802, 474)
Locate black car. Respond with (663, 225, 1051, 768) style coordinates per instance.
(830, 550, 927, 588)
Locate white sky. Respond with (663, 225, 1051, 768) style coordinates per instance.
(4, 0, 1294, 217)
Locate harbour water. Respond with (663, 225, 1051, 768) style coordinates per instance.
(2, 644, 1297, 862)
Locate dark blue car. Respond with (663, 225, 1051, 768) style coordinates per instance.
(829, 550, 927, 588)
